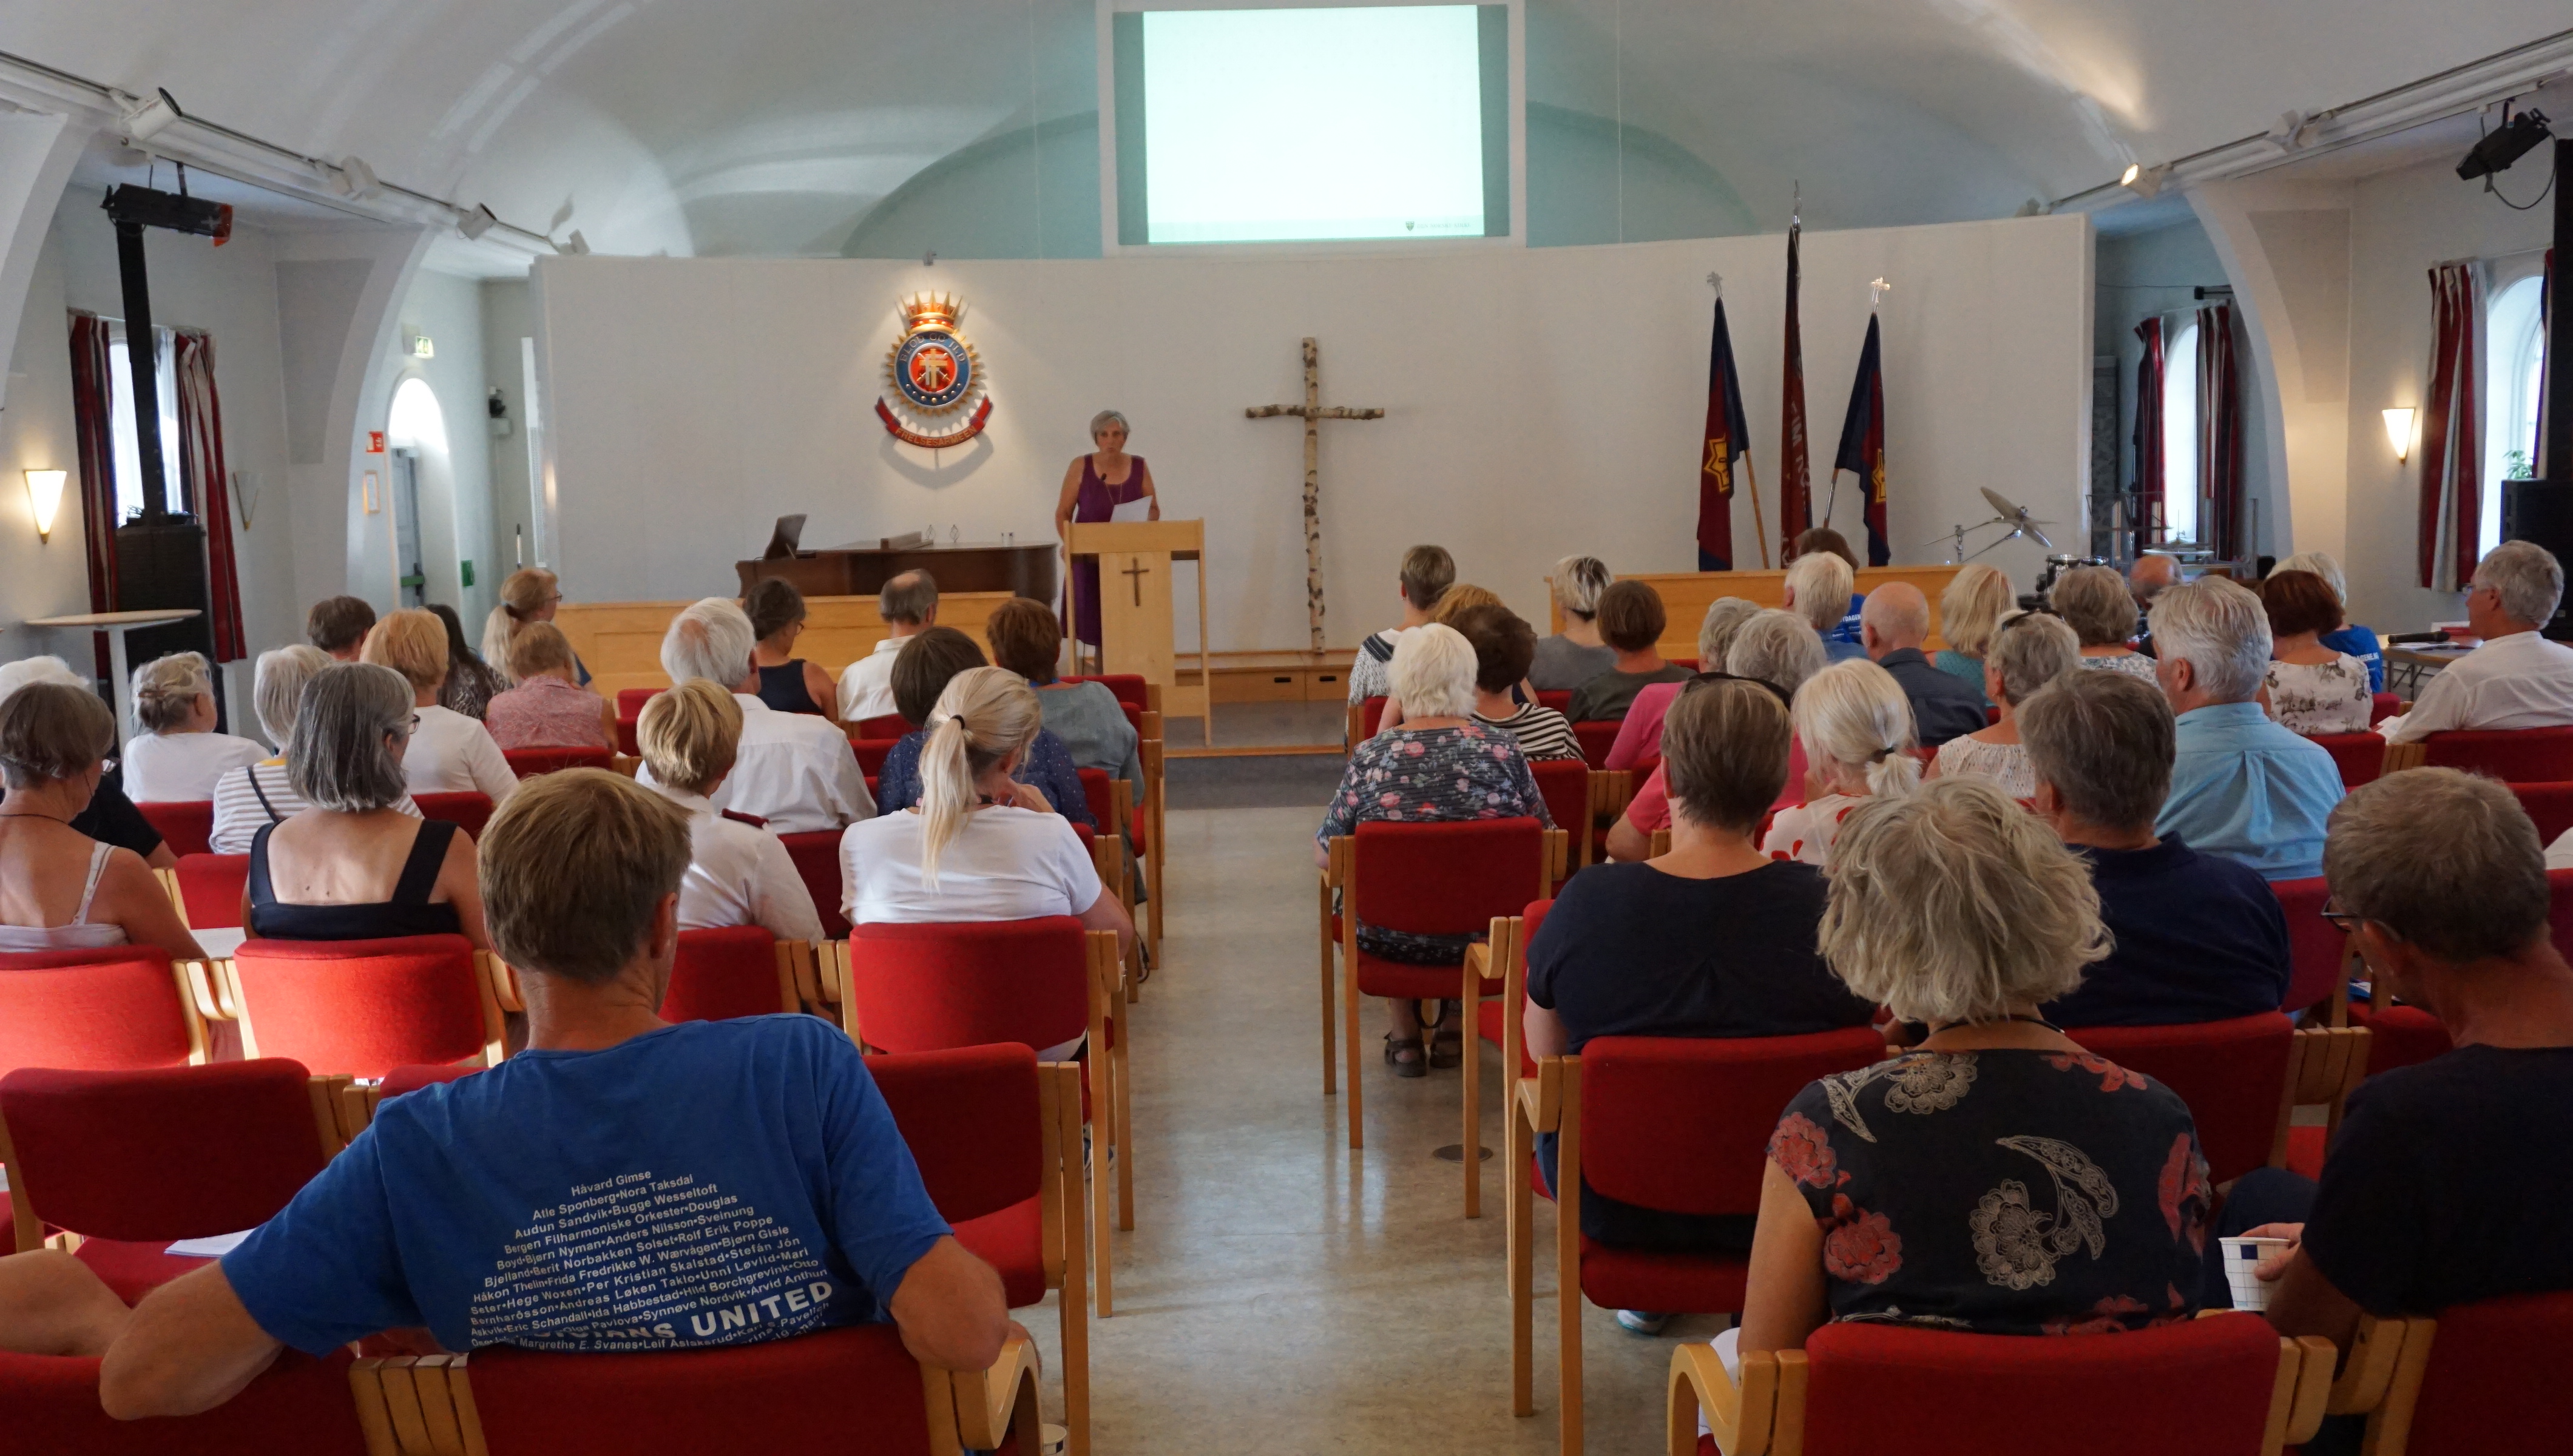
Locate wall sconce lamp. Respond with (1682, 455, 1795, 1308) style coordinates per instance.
(23, 469, 66, 542)
(2382, 407, 2416, 463)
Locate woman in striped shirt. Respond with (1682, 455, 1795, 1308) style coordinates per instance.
(1452, 605, 1583, 761)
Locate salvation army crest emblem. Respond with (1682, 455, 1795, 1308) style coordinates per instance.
(875, 292, 993, 448)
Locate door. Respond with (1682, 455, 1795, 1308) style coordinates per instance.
(391, 447, 427, 607)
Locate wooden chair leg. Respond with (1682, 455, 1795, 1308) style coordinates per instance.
(1318, 875, 1338, 1097)
(1462, 997, 1483, 1219)
(1046, 1065, 1090, 1456)
(1343, 933, 1365, 1150)
(1558, 1068, 1584, 1456)
(1091, 1094, 1113, 1320)
(1508, 1090, 1535, 1417)
(1114, 1018, 1135, 1233)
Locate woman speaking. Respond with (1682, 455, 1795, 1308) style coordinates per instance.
(1054, 410, 1159, 666)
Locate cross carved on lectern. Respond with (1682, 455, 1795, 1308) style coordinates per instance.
(1122, 558, 1151, 607)
(1246, 338, 1384, 652)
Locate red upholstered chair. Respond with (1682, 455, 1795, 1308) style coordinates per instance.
(873, 1045, 1090, 1454)
(1459, 898, 1550, 1218)
(1, 1060, 340, 1303)
(2512, 779, 2573, 845)
(0, 1346, 365, 1456)
(839, 917, 1126, 1315)
(2309, 732, 2389, 790)
(1073, 768, 1149, 975)
(1671, 1312, 2335, 1456)
(2345, 1002, 2452, 1075)
(1063, 673, 1149, 710)
(2415, 725, 2573, 780)
(502, 744, 615, 778)
(353, 1323, 1045, 1456)
(661, 925, 802, 1023)
(0, 947, 216, 1074)
(332, 1060, 485, 1139)
(851, 736, 900, 779)
(2321, 1292, 2573, 1456)
(172, 852, 251, 930)
(2064, 1013, 2295, 1183)
(1529, 760, 1596, 872)
(2264, 877, 2348, 1017)
(1320, 818, 1560, 1149)
(2368, 690, 2402, 726)
(413, 790, 495, 840)
(1537, 689, 1574, 715)
(614, 687, 663, 756)
(135, 799, 214, 857)
(226, 934, 508, 1077)
(1573, 720, 1622, 769)
(856, 712, 911, 739)
(1345, 696, 1390, 747)
(779, 830, 850, 939)
(1512, 1029, 1888, 1454)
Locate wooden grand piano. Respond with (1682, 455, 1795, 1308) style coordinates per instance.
(735, 521, 1057, 602)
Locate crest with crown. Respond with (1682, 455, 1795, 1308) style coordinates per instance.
(876, 290, 993, 447)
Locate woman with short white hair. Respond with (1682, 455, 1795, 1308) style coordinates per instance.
(1531, 554, 1618, 690)
(1725, 777, 2213, 1362)
(121, 652, 266, 803)
(1760, 658, 1919, 866)
(1925, 611, 2081, 797)
(1316, 623, 1552, 1076)
(1784, 551, 1864, 662)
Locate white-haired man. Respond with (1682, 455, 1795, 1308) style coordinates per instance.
(2151, 578, 2344, 880)
(648, 598, 873, 832)
(2381, 541, 2573, 743)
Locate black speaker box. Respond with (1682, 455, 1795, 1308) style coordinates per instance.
(2502, 477, 2573, 641)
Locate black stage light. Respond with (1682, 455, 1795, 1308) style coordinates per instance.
(2458, 107, 2551, 181)
(101, 183, 233, 244)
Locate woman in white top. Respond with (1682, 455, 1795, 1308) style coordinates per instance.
(1925, 612, 2081, 799)
(1761, 658, 1920, 867)
(2259, 568, 2374, 735)
(638, 679, 825, 945)
(2049, 565, 2158, 679)
(121, 652, 266, 804)
(362, 608, 518, 803)
(213, 645, 421, 855)
(841, 667, 1135, 1056)
(0, 681, 204, 960)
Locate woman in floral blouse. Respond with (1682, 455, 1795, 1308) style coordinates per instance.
(1729, 778, 2213, 1370)
(1317, 623, 1549, 1076)
(2259, 569, 2374, 735)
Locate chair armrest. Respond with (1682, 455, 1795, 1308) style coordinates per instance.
(609, 753, 642, 778)
(2378, 740, 2425, 774)
(478, 952, 524, 1014)
(1320, 835, 1351, 889)
(2324, 1315, 2415, 1417)
(2284, 1334, 2338, 1446)
(1670, 1340, 1778, 1456)
(350, 1353, 476, 1456)
(942, 1332, 1044, 1454)
(1543, 828, 1569, 891)
(154, 867, 188, 925)
(1513, 1055, 1566, 1134)
(178, 959, 233, 1022)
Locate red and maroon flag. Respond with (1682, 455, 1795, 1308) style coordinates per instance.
(1696, 296, 1753, 571)
(1833, 313, 1889, 565)
(1778, 216, 1811, 561)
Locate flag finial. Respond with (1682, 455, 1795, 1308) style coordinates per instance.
(1706, 271, 1723, 295)
(1869, 277, 1888, 309)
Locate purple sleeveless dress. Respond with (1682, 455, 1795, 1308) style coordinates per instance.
(1069, 453, 1148, 647)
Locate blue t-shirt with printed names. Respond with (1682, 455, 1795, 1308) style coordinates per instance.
(223, 1015, 950, 1357)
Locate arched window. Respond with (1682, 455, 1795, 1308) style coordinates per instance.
(2483, 272, 2548, 556)
(2162, 319, 2200, 545)
(106, 324, 182, 521)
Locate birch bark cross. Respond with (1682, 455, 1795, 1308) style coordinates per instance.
(1246, 337, 1384, 652)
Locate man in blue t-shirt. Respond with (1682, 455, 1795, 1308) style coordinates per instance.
(100, 769, 1006, 1420)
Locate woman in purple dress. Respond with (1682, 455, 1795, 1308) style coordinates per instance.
(1053, 410, 1160, 666)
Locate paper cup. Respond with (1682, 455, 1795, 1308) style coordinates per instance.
(2220, 1236, 2292, 1311)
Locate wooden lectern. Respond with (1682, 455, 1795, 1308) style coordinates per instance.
(1067, 519, 1211, 744)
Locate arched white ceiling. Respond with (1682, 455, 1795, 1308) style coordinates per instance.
(8, 0, 2567, 255)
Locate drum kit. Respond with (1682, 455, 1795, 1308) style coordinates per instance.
(1919, 488, 2103, 595)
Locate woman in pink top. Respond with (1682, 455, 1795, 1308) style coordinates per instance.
(1604, 610, 1825, 860)
(482, 624, 611, 751)
(1604, 597, 1759, 770)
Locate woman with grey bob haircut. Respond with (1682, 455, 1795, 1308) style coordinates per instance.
(211, 646, 418, 855)
(246, 662, 487, 947)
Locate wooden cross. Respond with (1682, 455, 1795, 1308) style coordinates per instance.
(1246, 337, 1384, 652)
(1121, 557, 1151, 607)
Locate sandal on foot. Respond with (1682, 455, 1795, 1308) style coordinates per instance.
(1427, 1020, 1464, 1068)
(1384, 1033, 1427, 1079)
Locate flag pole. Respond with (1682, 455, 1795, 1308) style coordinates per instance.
(1743, 454, 1772, 569)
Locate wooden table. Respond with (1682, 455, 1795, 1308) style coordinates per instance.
(22, 609, 202, 746)
(2383, 644, 2472, 699)
(737, 540, 1056, 602)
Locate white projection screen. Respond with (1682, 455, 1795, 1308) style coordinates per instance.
(1113, 5, 1511, 245)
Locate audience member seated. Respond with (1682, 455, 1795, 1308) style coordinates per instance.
(1728, 777, 2211, 1369)
(2278, 550, 2382, 692)
(306, 595, 376, 662)
(480, 567, 590, 687)
(214, 646, 421, 854)
(246, 664, 487, 948)
(1792, 528, 1868, 644)
(2052, 565, 2156, 678)
(644, 597, 873, 832)
(121, 651, 265, 802)
(638, 679, 824, 945)
(1524, 679, 1875, 1312)
(1862, 582, 1987, 747)
(2211, 770, 2573, 1371)
(2381, 540, 2573, 742)
(1347, 544, 1455, 704)
(2151, 578, 2344, 880)
(745, 578, 838, 718)
(841, 667, 1135, 1061)
(1378, 584, 1524, 730)
(1606, 611, 1827, 860)
(1452, 605, 1584, 762)
(1532, 554, 1618, 691)
(2019, 670, 2289, 1027)
(0, 658, 174, 869)
(1566, 579, 1690, 722)
(1934, 562, 2012, 701)
(93, 769, 1007, 1417)
(985, 595, 1143, 789)
(0, 681, 205, 960)
(362, 608, 519, 803)
(1925, 611, 2080, 797)
(838, 569, 938, 723)
(429, 604, 504, 721)
(871, 628, 1091, 828)
(1317, 624, 1550, 1078)
(483, 624, 612, 751)
(2126, 553, 2181, 658)
(1782, 547, 1865, 663)
(2258, 569, 2373, 735)
(1605, 596, 1757, 770)
(1761, 658, 1918, 867)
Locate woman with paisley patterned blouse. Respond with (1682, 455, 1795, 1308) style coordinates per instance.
(1729, 777, 2216, 1369)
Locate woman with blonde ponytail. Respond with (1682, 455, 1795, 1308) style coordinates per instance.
(839, 669, 1134, 1054)
(1761, 658, 1920, 867)
(482, 568, 589, 687)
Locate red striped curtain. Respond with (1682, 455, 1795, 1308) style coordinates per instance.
(174, 329, 246, 660)
(2417, 264, 2482, 590)
(2131, 318, 2165, 553)
(66, 311, 119, 677)
(2198, 304, 2244, 560)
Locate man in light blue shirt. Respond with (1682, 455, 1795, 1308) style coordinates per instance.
(2150, 578, 2345, 880)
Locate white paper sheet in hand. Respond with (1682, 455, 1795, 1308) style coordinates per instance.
(1108, 497, 1153, 524)
(167, 1229, 255, 1258)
